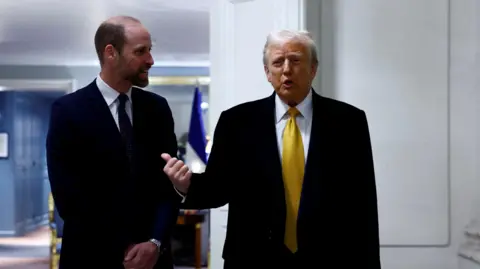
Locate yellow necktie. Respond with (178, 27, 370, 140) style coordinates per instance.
(282, 107, 304, 252)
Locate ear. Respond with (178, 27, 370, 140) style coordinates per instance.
(104, 44, 117, 61)
(310, 63, 318, 78)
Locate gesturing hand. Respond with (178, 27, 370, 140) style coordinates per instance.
(161, 153, 192, 194)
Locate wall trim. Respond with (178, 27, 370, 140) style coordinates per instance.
(380, 0, 452, 248)
(0, 79, 77, 93)
(149, 76, 210, 86)
(0, 230, 15, 236)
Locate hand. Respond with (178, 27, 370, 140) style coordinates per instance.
(161, 153, 192, 193)
(123, 242, 158, 269)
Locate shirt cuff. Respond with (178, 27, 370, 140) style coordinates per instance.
(173, 186, 186, 203)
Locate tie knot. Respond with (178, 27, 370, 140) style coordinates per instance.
(287, 107, 300, 117)
(118, 93, 129, 107)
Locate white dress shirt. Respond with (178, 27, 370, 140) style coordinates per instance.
(275, 89, 313, 161)
(96, 75, 133, 128)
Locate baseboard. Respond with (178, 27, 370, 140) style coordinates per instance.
(25, 214, 49, 232)
(0, 230, 15, 237)
(15, 214, 49, 236)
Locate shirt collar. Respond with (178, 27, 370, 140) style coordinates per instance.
(275, 89, 313, 123)
(95, 75, 132, 106)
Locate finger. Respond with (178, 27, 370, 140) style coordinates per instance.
(165, 157, 178, 169)
(179, 165, 190, 177)
(132, 255, 144, 269)
(160, 153, 171, 162)
(174, 165, 189, 180)
(124, 245, 139, 261)
(164, 160, 181, 177)
(172, 160, 185, 173)
(181, 170, 192, 182)
(122, 261, 134, 269)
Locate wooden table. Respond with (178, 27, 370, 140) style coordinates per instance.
(177, 210, 207, 269)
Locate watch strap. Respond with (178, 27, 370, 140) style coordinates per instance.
(149, 238, 161, 253)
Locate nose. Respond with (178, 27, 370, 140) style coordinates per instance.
(146, 53, 154, 67)
(282, 59, 292, 74)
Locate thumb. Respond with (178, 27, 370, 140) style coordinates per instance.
(161, 153, 171, 162)
(124, 245, 139, 261)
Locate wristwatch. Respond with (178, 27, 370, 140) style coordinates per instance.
(149, 238, 162, 253)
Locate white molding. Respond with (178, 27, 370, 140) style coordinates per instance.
(209, 0, 236, 128)
(0, 61, 211, 68)
(458, 0, 480, 263)
(272, 0, 306, 31)
(229, 0, 254, 3)
(0, 53, 211, 68)
(0, 79, 76, 93)
(458, 0, 480, 264)
(0, 230, 15, 236)
(153, 61, 210, 67)
(149, 76, 210, 86)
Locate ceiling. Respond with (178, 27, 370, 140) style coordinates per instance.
(0, 0, 211, 66)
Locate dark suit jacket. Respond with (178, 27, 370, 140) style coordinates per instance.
(46, 80, 181, 269)
(182, 91, 381, 268)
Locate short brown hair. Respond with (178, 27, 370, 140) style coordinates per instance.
(94, 16, 140, 65)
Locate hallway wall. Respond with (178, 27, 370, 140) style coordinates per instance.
(313, 0, 479, 268)
(0, 91, 62, 236)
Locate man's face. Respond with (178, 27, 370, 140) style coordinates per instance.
(264, 39, 317, 105)
(115, 23, 154, 88)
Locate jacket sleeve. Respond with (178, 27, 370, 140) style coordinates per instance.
(181, 111, 233, 209)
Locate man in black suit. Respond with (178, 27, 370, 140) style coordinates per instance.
(162, 30, 381, 268)
(46, 15, 180, 269)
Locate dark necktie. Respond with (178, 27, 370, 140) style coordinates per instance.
(118, 93, 133, 161)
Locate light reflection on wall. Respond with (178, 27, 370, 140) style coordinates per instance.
(148, 83, 209, 138)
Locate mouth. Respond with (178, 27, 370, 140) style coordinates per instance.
(139, 69, 149, 77)
(282, 79, 294, 88)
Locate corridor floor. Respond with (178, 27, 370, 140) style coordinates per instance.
(0, 226, 49, 268)
(0, 227, 205, 269)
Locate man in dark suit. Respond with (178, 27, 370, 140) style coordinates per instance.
(46, 15, 181, 269)
(162, 30, 381, 268)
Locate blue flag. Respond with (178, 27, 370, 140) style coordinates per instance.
(187, 86, 207, 165)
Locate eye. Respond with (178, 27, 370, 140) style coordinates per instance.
(272, 59, 283, 67)
(135, 46, 151, 55)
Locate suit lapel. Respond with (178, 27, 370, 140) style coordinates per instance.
(84, 80, 124, 151)
(303, 92, 324, 192)
(298, 92, 327, 233)
(130, 87, 150, 141)
(260, 93, 284, 186)
(257, 93, 286, 234)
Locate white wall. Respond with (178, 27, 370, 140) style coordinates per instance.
(313, 0, 480, 268)
(322, 0, 450, 245)
(209, 0, 480, 268)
